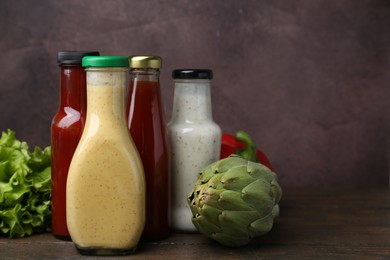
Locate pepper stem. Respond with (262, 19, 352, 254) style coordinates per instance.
(235, 130, 258, 162)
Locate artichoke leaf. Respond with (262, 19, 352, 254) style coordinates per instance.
(198, 165, 216, 184)
(248, 169, 274, 183)
(205, 174, 224, 190)
(241, 179, 275, 216)
(200, 204, 222, 227)
(218, 190, 254, 211)
(214, 155, 246, 173)
(247, 160, 271, 175)
(242, 193, 275, 217)
(193, 205, 223, 233)
(218, 210, 259, 237)
(198, 187, 223, 209)
(249, 211, 275, 236)
(272, 204, 280, 219)
(271, 179, 282, 204)
(221, 166, 254, 191)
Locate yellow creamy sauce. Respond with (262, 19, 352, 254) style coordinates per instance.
(67, 83, 145, 249)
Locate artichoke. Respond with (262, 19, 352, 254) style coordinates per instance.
(187, 155, 282, 247)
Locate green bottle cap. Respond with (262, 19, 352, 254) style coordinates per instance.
(82, 56, 129, 67)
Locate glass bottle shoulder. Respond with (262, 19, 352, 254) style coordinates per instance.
(51, 107, 83, 129)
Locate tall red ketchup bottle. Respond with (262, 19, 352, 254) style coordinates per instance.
(126, 56, 171, 240)
(51, 51, 99, 240)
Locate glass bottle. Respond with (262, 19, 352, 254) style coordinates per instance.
(66, 56, 145, 256)
(51, 51, 99, 240)
(168, 69, 221, 231)
(126, 56, 171, 240)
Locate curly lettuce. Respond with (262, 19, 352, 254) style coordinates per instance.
(0, 129, 51, 238)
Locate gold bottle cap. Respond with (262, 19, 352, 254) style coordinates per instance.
(128, 55, 162, 69)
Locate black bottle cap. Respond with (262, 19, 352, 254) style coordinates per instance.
(172, 69, 213, 79)
(57, 51, 100, 65)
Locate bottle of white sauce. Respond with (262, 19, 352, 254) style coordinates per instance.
(168, 69, 221, 231)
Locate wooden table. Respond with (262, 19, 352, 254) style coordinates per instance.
(1, 189, 389, 259)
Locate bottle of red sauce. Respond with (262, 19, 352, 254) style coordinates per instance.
(51, 51, 99, 240)
(126, 55, 171, 240)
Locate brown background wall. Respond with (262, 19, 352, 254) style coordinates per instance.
(0, 0, 389, 188)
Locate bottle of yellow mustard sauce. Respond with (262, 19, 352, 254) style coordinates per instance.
(66, 56, 145, 256)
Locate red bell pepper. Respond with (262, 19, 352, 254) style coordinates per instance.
(220, 130, 275, 172)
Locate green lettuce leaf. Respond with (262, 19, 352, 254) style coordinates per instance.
(0, 129, 51, 238)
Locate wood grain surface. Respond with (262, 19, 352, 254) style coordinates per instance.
(1, 189, 389, 259)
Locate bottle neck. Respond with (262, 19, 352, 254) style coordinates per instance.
(171, 79, 213, 123)
(85, 68, 127, 128)
(128, 68, 161, 98)
(127, 67, 167, 132)
(59, 65, 86, 112)
(130, 68, 160, 82)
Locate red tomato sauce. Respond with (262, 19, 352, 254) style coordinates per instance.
(126, 78, 171, 241)
(51, 66, 86, 239)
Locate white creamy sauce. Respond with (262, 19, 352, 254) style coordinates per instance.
(168, 80, 221, 231)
